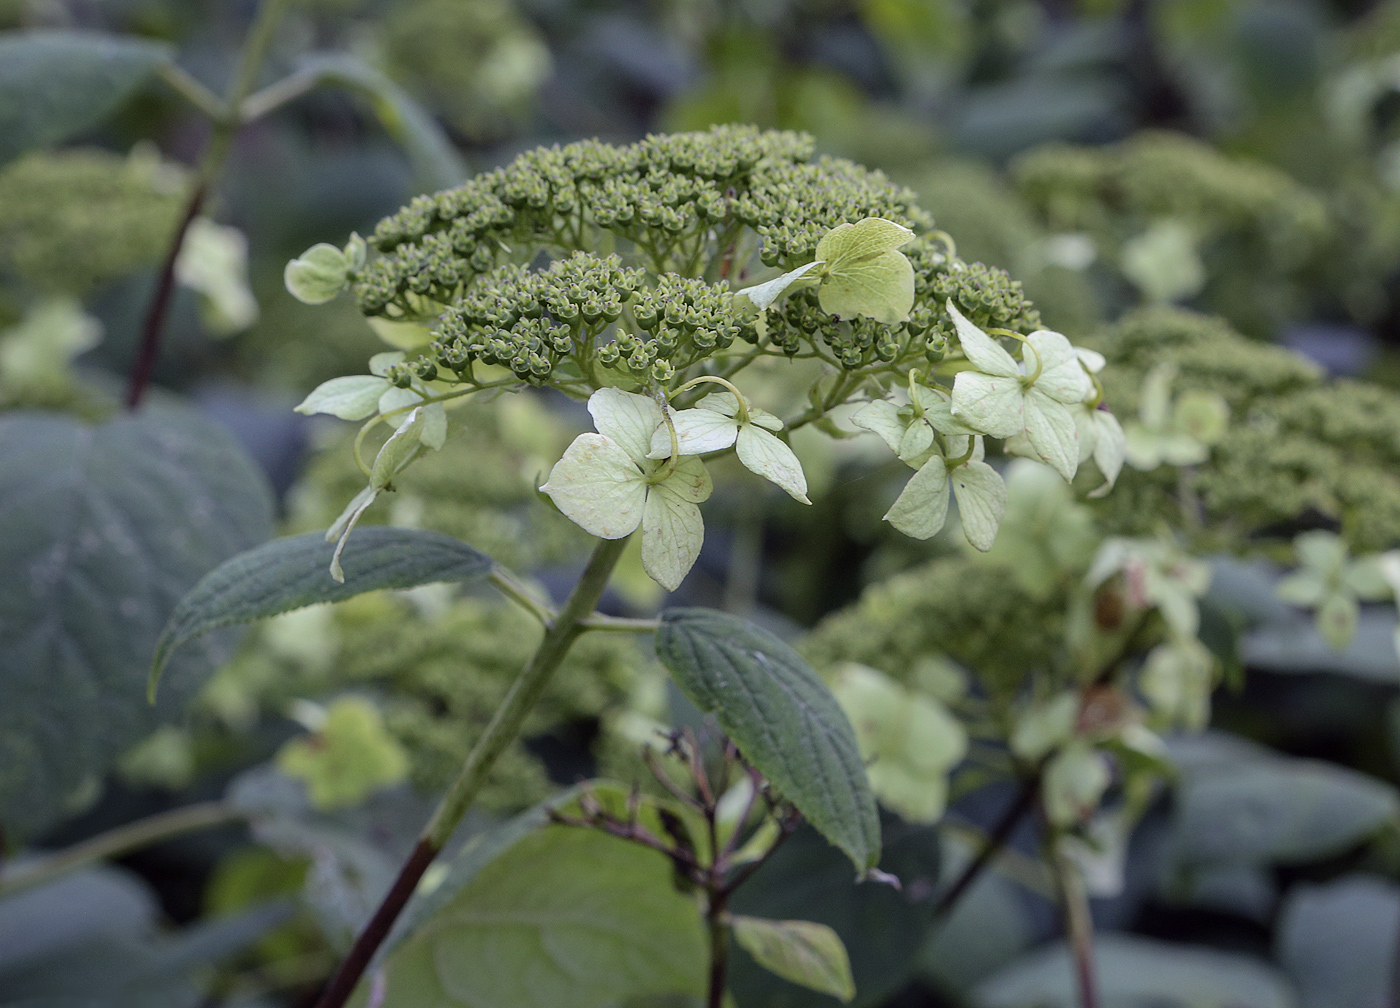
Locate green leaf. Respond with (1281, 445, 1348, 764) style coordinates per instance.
(298, 55, 466, 193)
(974, 933, 1296, 1008)
(276, 697, 409, 810)
(0, 405, 272, 840)
(0, 30, 171, 164)
(731, 917, 855, 1002)
(1173, 753, 1400, 866)
(362, 824, 706, 1008)
(654, 609, 880, 872)
(728, 817, 941, 1008)
(150, 527, 491, 693)
(1276, 876, 1400, 1008)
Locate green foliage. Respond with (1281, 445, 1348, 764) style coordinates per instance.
(276, 696, 410, 810)
(379, 0, 550, 142)
(0, 29, 170, 165)
(0, 403, 273, 840)
(0, 147, 185, 293)
(362, 824, 706, 1007)
(151, 527, 492, 691)
(731, 916, 856, 1003)
(655, 608, 881, 872)
(1087, 307, 1400, 552)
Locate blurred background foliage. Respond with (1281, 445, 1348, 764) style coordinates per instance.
(8, 0, 1400, 1005)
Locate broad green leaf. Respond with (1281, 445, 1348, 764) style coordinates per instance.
(295, 375, 389, 420)
(641, 484, 704, 592)
(654, 608, 880, 871)
(731, 917, 855, 1002)
(0, 30, 171, 164)
(0, 405, 272, 840)
(362, 825, 706, 1008)
(818, 251, 915, 324)
(1173, 755, 1400, 866)
(815, 217, 915, 267)
(884, 458, 951, 540)
(150, 527, 491, 691)
(974, 933, 1296, 1008)
(739, 260, 825, 311)
(1276, 877, 1400, 1008)
(728, 817, 941, 1008)
(736, 425, 810, 503)
(284, 243, 350, 304)
(950, 461, 1006, 552)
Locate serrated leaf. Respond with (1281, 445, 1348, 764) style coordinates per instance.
(361, 824, 706, 1008)
(0, 405, 272, 840)
(731, 917, 855, 1002)
(654, 609, 880, 871)
(0, 30, 171, 164)
(150, 527, 491, 693)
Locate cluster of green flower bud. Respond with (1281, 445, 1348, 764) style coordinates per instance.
(0, 148, 186, 293)
(1087, 307, 1400, 552)
(351, 125, 923, 321)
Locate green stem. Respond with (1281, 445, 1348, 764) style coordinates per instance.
(316, 537, 631, 1007)
(1047, 831, 1099, 1008)
(0, 801, 243, 898)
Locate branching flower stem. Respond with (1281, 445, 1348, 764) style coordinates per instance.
(932, 770, 1042, 920)
(126, 0, 293, 409)
(1045, 811, 1100, 1008)
(313, 535, 631, 1008)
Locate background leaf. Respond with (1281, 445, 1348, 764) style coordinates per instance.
(151, 527, 492, 688)
(0, 30, 171, 165)
(731, 917, 855, 1002)
(654, 608, 881, 871)
(0, 404, 273, 840)
(360, 824, 706, 1008)
(1275, 876, 1400, 1008)
(727, 816, 941, 1008)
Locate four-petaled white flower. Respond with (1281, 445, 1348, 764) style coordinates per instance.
(853, 386, 1007, 550)
(541, 388, 712, 591)
(648, 391, 810, 504)
(947, 301, 1092, 481)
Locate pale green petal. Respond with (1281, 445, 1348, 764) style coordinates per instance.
(370, 406, 427, 488)
(1010, 692, 1079, 761)
(946, 301, 1019, 378)
(1158, 434, 1209, 467)
(1295, 530, 1348, 575)
(884, 458, 951, 540)
(1088, 410, 1126, 498)
(1123, 423, 1164, 470)
(1345, 557, 1393, 600)
(750, 407, 784, 432)
(897, 420, 935, 463)
(369, 351, 406, 376)
(649, 407, 737, 458)
(284, 243, 348, 304)
(736, 425, 810, 503)
(1024, 390, 1080, 481)
(1076, 347, 1106, 373)
(589, 387, 664, 463)
(818, 249, 915, 324)
(1318, 592, 1360, 652)
(951, 460, 1007, 552)
(815, 217, 914, 267)
(295, 375, 389, 420)
(1026, 329, 1092, 404)
(641, 485, 704, 591)
(913, 385, 978, 436)
(1138, 363, 1176, 430)
(325, 485, 378, 544)
(1044, 742, 1110, 828)
(367, 316, 433, 350)
(951, 371, 1025, 438)
(420, 402, 447, 450)
(1277, 572, 1328, 607)
(738, 260, 824, 310)
(851, 400, 907, 454)
(540, 433, 647, 539)
(694, 391, 740, 417)
(660, 454, 713, 504)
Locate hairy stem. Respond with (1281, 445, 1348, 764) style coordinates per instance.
(0, 801, 243, 898)
(126, 0, 291, 409)
(314, 535, 630, 1008)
